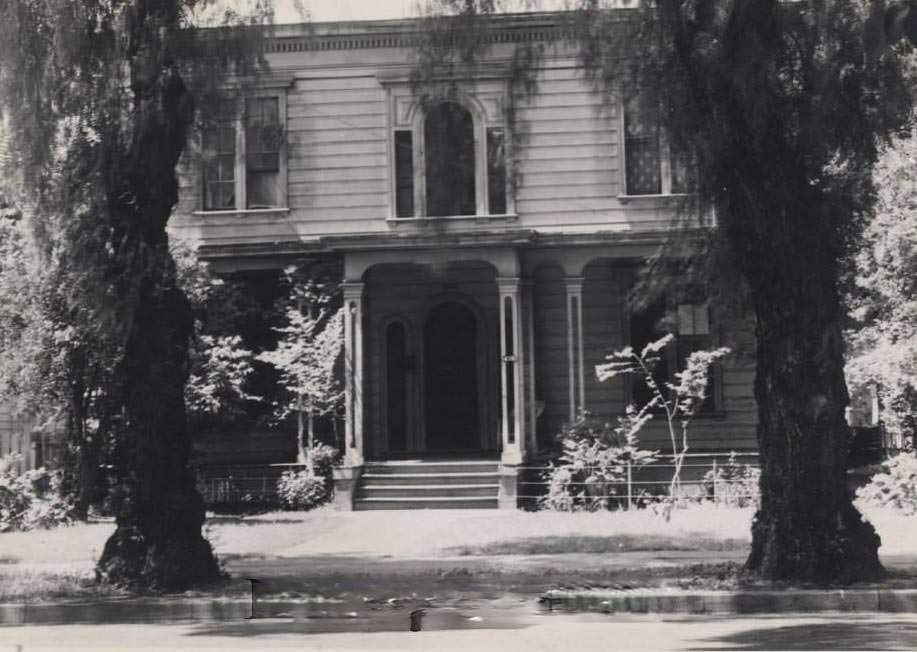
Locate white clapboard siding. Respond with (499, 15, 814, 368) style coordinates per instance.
(170, 46, 687, 244)
(0, 402, 13, 457)
(530, 263, 758, 452)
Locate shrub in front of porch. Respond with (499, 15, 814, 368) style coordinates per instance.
(540, 412, 658, 512)
(275, 444, 339, 510)
(701, 452, 761, 508)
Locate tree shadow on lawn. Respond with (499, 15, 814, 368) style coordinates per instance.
(221, 554, 751, 599)
(448, 534, 749, 556)
(688, 619, 917, 651)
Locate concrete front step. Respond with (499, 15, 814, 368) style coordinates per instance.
(359, 483, 500, 499)
(363, 461, 500, 475)
(354, 458, 503, 510)
(360, 472, 500, 486)
(353, 496, 500, 510)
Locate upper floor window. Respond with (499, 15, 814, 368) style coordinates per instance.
(424, 102, 476, 217)
(629, 292, 720, 415)
(202, 96, 286, 211)
(392, 97, 508, 218)
(623, 97, 695, 197)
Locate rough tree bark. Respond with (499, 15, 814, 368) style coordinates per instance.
(744, 255, 882, 583)
(655, 0, 893, 585)
(728, 180, 883, 583)
(95, 4, 221, 590)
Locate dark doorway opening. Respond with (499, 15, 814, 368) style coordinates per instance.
(424, 301, 479, 451)
(386, 322, 408, 453)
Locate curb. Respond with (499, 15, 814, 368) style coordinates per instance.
(3, 588, 917, 625)
(539, 588, 917, 615)
(0, 598, 289, 626)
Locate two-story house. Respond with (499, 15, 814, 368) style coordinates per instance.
(171, 12, 758, 510)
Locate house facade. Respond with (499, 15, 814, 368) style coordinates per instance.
(171, 12, 758, 509)
(0, 405, 63, 473)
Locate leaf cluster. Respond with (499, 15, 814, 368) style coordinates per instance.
(846, 130, 917, 442)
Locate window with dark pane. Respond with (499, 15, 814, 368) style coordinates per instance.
(424, 101, 476, 216)
(203, 123, 236, 210)
(624, 98, 661, 195)
(487, 127, 507, 215)
(394, 130, 414, 217)
(676, 301, 717, 414)
(245, 97, 282, 209)
(629, 297, 672, 408)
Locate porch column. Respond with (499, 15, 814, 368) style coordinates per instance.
(343, 281, 365, 467)
(523, 279, 538, 456)
(497, 277, 525, 465)
(565, 276, 585, 422)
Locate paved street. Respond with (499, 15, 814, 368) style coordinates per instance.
(2, 612, 917, 651)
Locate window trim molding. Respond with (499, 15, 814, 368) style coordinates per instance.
(619, 96, 685, 200)
(383, 213, 519, 226)
(198, 89, 289, 214)
(191, 207, 291, 217)
(409, 94, 486, 218)
(623, 293, 725, 417)
(385, 82, 513, 220)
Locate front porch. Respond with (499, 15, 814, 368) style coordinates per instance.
(332, 244, 600, 510)
(322, 237, 757, 510)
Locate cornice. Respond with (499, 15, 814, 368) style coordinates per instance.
(264, 12, 585, 54)
(193, 227, 713, 262)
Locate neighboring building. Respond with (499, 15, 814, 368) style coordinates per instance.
(0, 404, 64, 472)
(171, 12, 758, 509)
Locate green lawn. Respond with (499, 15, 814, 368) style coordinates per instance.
(0, 502, 912, 601)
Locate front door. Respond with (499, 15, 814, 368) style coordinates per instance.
(424, 301, 479, 451)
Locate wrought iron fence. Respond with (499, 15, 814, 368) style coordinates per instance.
(518, 452, 761, 510)
(195, 463, 310, 507)
(195, 453, 761, 510)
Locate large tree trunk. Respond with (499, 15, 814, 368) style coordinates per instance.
(66, 385, 92, 521)
(97, 275, 220, 590)
(76, 434, 99, 519)
(741, 210, 882, 584)
(95, 10, 221, 589)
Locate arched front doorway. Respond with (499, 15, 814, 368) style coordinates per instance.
(423, 301, 479, 451)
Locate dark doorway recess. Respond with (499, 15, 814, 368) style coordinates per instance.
(386, 322, 408, 453)
(424, 301, 479, 451)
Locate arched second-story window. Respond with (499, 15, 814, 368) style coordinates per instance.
(391, 94, 508, 219)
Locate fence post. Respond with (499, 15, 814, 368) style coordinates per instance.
(712, 458, 718, 507)
(626, 460, 633, 511)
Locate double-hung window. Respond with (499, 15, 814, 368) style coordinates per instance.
(628, 292, 721, 415)
(202, 96, 286, 211)
(623, 97, 695, 197)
